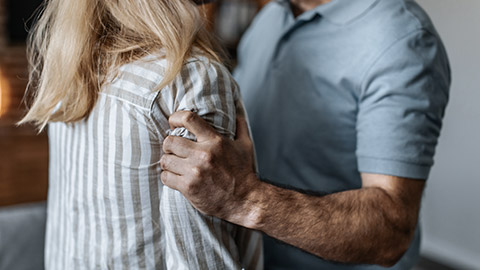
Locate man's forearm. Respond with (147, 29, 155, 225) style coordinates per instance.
(161, 113, 425, 267)
(239, 178, 420, 267)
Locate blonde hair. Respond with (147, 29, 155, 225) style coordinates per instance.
(19, 0, 222, 130)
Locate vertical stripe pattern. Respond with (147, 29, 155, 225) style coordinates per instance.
(45, 54, 263, 270)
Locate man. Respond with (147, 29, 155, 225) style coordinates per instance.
(160, 0, 451, 269)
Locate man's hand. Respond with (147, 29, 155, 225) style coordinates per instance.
(160, 111, 261, 227)
(160, 111, 425, 267)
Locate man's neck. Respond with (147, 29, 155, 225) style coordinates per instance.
(290, 0, 332, 17)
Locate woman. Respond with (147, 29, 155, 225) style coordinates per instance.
(19, 0, 262, 269)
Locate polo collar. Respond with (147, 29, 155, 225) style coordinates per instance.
(277, 0, 379, 25)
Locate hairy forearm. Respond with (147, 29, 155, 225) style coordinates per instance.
(240, 179, 419, 266)
(161, 112, 424, 266)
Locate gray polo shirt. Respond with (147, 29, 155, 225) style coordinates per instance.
(234, 0, 450, 269)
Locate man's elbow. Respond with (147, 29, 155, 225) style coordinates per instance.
(377, 225, 416, 267)
(373, 186, 422, 267)
(378, 247, 408, 267)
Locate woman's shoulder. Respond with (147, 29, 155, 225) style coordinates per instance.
(177, 54, 238, 94)
(110, 52, 232, 93)
(167, 54, 238, 99)
(120, 52, 231, 87)
(151, 54, 240, 140)
(103, 52, 237, 112)
(101, 53, 168, 109)
(184, 54, 230, 75)
(117, 53, 169, 91)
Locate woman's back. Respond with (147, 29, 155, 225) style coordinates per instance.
(46, 54, 262, 269)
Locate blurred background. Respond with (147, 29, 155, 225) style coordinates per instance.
(0, 0, 478, 269)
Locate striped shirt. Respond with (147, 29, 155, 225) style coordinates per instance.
(45, 54, 263, 270)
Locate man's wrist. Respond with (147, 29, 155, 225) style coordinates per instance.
(233, 173, 267, 230)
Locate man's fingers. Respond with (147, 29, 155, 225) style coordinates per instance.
(160, 154, 188, 176)
(169, 111, 218, 142)
(163, 135, 196, 157)
(161, 170, 182, 191)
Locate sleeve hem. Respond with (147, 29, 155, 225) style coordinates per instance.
(357, 156, 431, 180)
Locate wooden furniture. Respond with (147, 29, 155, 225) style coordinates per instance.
(0, 47, 49, 207)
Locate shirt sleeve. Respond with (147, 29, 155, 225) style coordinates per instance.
(356, 29, 450, 180)
(152, 58, 263, 270)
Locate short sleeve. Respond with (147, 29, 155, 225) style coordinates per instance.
(356, 30, 450, 180)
